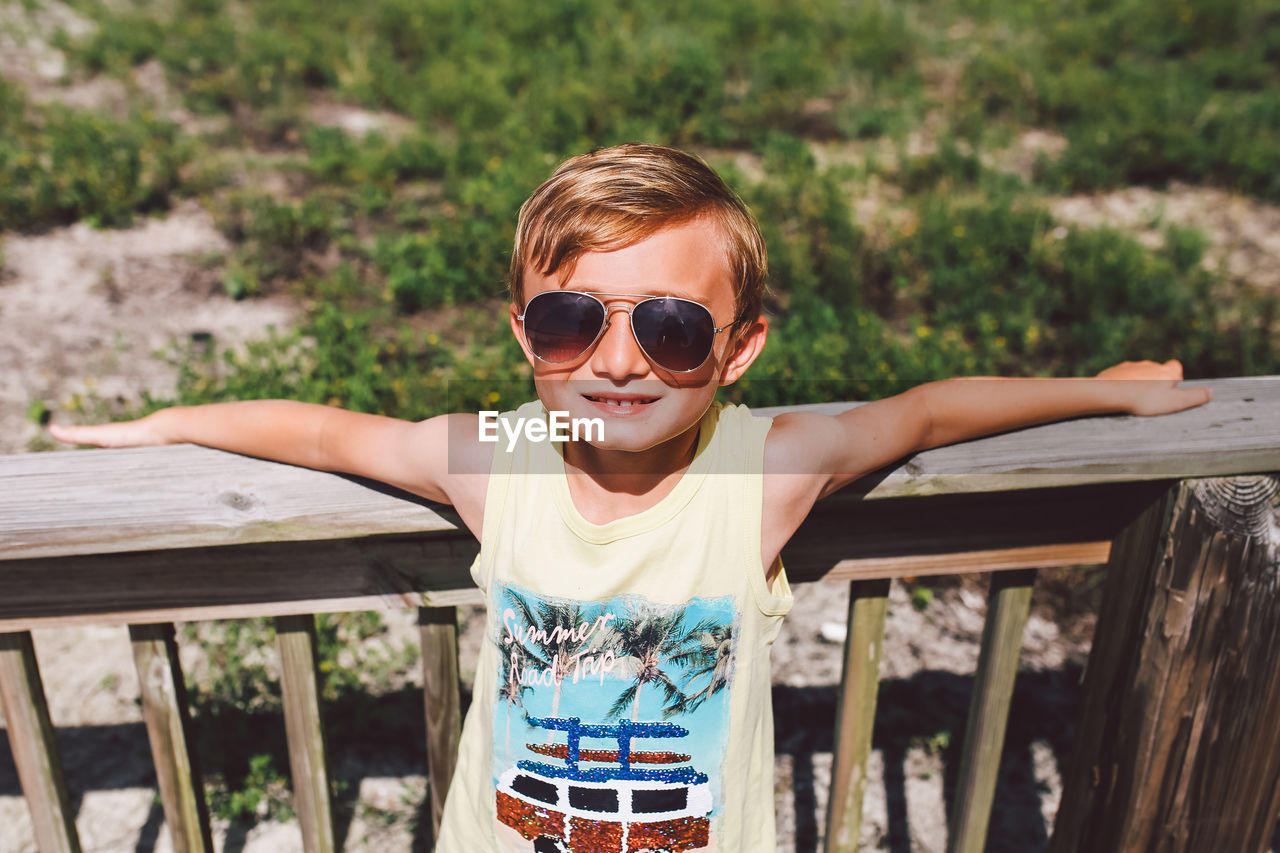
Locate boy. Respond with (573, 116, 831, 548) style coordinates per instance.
(52, 144, 1211, 852)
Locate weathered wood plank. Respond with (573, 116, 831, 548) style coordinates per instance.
(1049, 476, 1280, 852)
(824, 543, 1107, 581)
(0, 448, 462, 560)
(0, 535, 479, 630)
(419, 606, 461, 839)
(4, 378, 1274, 561)
(0, 592, 486, 632)
(275, 615, 335, 853)
(946, 570, 1037, 853)
(0, 484, 1155, 631)
(824, 579, 890, 853)
(0, 631, 82, 853)
(129, 623, 212, 853)
(782, 481, 1163, 579)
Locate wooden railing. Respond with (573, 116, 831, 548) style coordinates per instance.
(2, 377, 1279, 852)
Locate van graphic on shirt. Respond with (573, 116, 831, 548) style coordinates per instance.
(492, 583, 738, 853)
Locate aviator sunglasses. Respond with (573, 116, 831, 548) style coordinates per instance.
(517, 290, 730, 373)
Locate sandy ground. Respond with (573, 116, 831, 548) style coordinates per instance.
(0, 200, 298, 455)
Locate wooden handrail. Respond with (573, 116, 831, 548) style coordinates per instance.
(3, 378, 1276, 563)
(0, 376, 1277, 853)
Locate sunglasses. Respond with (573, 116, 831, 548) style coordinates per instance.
(517, 290, 730, 373)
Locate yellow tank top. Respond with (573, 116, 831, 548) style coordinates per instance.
(436, 400, 794, 852)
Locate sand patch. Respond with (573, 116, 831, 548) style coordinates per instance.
(0, 200, 298, 453)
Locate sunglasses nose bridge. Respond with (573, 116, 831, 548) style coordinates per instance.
(589, 301, 650, 377)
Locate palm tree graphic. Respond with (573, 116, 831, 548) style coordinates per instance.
(495, 638, 534, 753)
(666, 622, 735, 715)
(601, 608, 729, 722)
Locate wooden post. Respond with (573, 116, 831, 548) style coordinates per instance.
(419, 606, 461, 838)
(947, 569, 1037, 853)
(0, 631, 82, 853)
(129, 623, 212, 853)
(824, 579, 890, 853)
(275, 615, 336, 853)
(1049, 476, 1280, 853)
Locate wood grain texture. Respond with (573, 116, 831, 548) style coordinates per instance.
(946, 570, 1037, 853)
(1049, 476, 1280, 853)
(781, 482, 1164, 580)
(275, 616, 336, 853)
(0, 484, 1149, 630)
(0, 631, 82, 853)
(129, 623, 212, 853)
(0, 535, 479, 630)
(419, 607, 461, 840)
(824, 543, 1108, 581)
(4, 378, 1275, 562)
(0, 446, 462, 560)
(824, 579, 890, 853)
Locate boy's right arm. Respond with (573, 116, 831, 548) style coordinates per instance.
(50, 402, 494, 537)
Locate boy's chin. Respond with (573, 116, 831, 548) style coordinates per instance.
(568, 413, 702, 458)
(573, 422, 669, 453)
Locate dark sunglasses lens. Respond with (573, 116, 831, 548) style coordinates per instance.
(523, 292, 605, 363)
(632, 298, 716, 372)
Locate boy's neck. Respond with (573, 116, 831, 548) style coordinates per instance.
(560, 419, 702, 523)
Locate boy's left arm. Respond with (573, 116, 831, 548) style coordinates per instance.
(765, 359, 1213, 516)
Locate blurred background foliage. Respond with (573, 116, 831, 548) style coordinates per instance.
(4, 0, 1275, 420)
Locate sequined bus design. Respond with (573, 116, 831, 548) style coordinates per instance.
(496, 715, 713, 853)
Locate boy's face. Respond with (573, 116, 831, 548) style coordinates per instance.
(509, 218, 767, 460)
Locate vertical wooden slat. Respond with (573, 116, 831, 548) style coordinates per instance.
(824, 579, 891, 853)
(946, 569, 1037, 853)
(275, 615, 335, 853)
(128, 623, 212, 853)
(1050, 476, 1280, 852)
(419, 605, 461, 838)
(0, 631, 82, 853)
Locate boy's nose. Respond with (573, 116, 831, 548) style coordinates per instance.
(589, 306, 650, 380)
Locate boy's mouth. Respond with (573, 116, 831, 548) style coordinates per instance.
(581, 393, 661, 415)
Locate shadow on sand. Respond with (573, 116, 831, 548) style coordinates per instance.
(3, 667, 1278, 851)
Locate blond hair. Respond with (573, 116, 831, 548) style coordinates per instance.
(509, 144, 767, 331)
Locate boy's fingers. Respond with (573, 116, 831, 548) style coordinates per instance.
(1172, 385, 1212, 411)
(50, 423, 105, 445)
(50, 422, 146, 447)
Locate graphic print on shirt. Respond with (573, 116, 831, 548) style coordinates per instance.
(491, 581, 739, 853)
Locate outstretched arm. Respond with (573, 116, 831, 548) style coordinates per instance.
(759, 359, 1212, 574)
(892, 358, 1213, 454)
(766, 359, 1212, 506)
(50, 403, 492, 531)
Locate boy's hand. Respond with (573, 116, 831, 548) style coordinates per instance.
(50, 415, 172, 448)
(1093, 359, 1214, 416)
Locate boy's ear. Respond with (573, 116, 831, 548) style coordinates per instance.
(509, 302, 538, 367)
(717, 315, 768, 386)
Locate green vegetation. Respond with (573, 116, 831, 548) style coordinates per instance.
(20, 0, 1275, 417)
(10, 0, 1277, 823)
(0, 78, 192, 229)
(179, 612, 420, 822)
